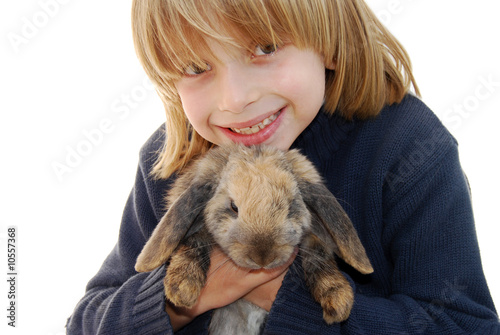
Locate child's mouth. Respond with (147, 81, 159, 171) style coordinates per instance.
(221, 106, 286, 146)
(229, 110, 281, 135)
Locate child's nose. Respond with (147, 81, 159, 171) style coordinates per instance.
(216, 63, 259, 114)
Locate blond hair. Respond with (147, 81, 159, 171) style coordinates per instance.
(131, 0, 419, 179)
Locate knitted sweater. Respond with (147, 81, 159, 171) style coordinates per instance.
(66, 95, 500, 334)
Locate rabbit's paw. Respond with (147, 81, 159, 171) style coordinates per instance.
(315, 276, 354, 324)
(164, 274, 203, 308)
(164, 249, 206, 308)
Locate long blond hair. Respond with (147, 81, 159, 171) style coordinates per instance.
(131, 0, 419, 179)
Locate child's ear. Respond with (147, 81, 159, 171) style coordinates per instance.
(325, 57, 336, 70)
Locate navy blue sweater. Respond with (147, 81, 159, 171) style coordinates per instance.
(66, 95, 500, 334)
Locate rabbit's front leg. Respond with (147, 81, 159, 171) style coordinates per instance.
(300, 233, 354, 324)
(164, 228, 213, 308)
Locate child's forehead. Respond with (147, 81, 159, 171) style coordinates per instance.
(155, 0, 289, 72)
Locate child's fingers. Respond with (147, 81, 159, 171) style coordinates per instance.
(242, 246, 298, 311)
(207, 246, 296, 287)
(165, 246, 297, 328)
(200, 246, 297, 310)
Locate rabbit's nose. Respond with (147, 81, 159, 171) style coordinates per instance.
(248, 250, 274, 268)
(248, 235, 276, 268)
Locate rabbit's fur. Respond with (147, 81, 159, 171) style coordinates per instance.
(136, 144, 373, 334)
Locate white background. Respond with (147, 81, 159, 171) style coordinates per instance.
(1, 0, 499, 334)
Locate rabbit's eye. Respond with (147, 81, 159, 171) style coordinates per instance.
(230, 200, 239, 214)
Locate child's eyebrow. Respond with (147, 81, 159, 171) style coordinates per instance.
(173, 32, 284, 70)
(146, 3, 296, 80)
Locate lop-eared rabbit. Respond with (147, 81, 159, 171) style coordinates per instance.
(136, 144, 373, 334)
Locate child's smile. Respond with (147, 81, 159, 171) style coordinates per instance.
(218, 105, 285, 147)
(175, 40, 332, 150)
(229, 108, 281, 135)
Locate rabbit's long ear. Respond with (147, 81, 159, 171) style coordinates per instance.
(135, 147, 231, 272)
(135, 179, 215, 273)
(287, 150, 374, 275)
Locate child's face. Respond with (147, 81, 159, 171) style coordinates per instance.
(175, 39, 330, 150)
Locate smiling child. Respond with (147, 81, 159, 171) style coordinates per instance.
(66, 1, 499, 334)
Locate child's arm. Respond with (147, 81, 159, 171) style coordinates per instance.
(262, 99, 500, 334)
(266, 154, 500, 334)
(65, 127, 292, 334)
(65, 152, 173, 334)
(65, 128, 182, 334)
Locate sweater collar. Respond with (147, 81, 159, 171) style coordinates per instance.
(291, 107, 356, 168)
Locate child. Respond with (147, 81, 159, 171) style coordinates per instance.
(66, 0, 500, 334)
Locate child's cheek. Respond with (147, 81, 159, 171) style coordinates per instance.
(275, 50, 326, 100)
(176, 80, 211, 117)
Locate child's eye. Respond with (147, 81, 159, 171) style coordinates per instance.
(254, 44, 279, 56)
(184, 62, 212, 76)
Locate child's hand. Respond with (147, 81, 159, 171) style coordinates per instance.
(242, 246, 298, 311)
(166, 246, 296, 331)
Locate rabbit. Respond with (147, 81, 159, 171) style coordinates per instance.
(135, 144, 373, 334)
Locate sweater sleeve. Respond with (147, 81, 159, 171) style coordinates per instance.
(264, 124, 500, 334)
(66, 127, 176, 335)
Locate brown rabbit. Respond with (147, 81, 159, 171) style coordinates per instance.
(135, 144, 373, 334)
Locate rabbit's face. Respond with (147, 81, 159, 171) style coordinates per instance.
(205, 150, 311, 269)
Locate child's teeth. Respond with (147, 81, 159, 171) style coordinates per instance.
(231, 110, 280, 135)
